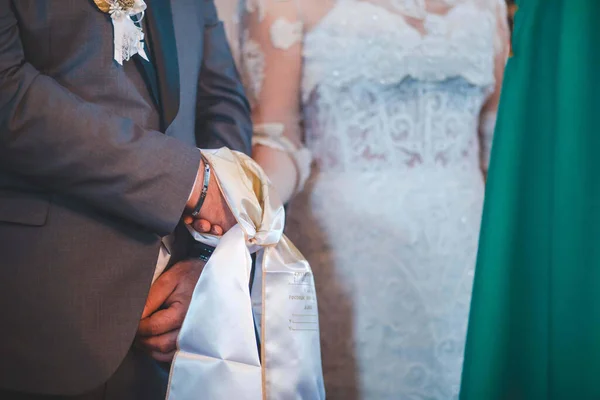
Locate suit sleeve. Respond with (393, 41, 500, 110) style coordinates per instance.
(195, 0, 253, 154)
(0, 1, 200, 237)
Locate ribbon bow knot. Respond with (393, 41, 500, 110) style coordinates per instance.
(170, 148, 325, 400)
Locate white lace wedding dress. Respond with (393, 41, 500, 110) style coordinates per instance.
(229, 0, 509, 398)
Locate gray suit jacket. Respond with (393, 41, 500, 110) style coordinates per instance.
(0, 0, 252, 395)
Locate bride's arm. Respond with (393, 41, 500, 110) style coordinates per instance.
(479, 0, 511, 179)
(241, 0, 309, 204)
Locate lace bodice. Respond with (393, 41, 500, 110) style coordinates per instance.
(304, 78, 491, 174)
(238, 0, 509, 174)
(302, 1, 498, 100)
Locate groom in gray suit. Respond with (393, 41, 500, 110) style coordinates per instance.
(0, 0, 251, 399)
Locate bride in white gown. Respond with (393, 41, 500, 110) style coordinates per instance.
(221, 0, 509, 398)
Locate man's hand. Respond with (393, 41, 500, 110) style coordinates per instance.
(136, 259, 205, 362)
(185, 160, 236, 233)
(185, 217, 223, 236)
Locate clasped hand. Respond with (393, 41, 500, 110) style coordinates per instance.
(135, 259, 204, 362)
(183, 160, 234, 235)
(136, 163, 232, 362)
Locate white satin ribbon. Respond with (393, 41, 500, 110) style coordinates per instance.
(167, 148, 325, 400)
(167, 224, 262, 399)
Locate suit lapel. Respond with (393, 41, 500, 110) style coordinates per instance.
(143, 0, 181, 131)
(134, 53, 160, 108)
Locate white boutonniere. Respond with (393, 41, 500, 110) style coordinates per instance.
(94, 0, 149, 65)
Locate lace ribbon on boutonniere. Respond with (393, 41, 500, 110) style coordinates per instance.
(94, 0, 149, 65)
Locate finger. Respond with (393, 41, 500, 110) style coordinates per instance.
(211, 225, 223, 236)
(141, 274, 178, 319)
(149, 350, 176, 363)
(136, 329, 180, 354)
(182, 215, 193, 225)
(138, 301, 185, 337)
(192, 219, 211, 233)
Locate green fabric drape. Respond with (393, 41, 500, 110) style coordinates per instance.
(461, 1, 600, 399)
